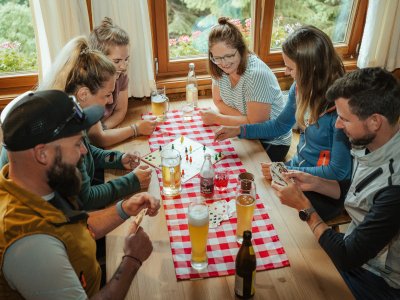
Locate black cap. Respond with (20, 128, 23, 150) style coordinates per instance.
(1, 90, 104, 151)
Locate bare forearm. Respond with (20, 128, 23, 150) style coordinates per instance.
(313, 178, 341, 199)
(87, 206, 124, 239)
(88, 125, 134, 148)
(215, 114, 250, 126)
(91, 258, 140, 300)
(103, 111, 126, 129)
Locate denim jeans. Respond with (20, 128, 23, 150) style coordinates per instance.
(339, 267, 400, 300)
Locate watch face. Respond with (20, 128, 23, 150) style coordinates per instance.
(299, 210, 308, 221)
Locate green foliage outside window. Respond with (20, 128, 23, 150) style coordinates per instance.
(0, 0, 37, 74)
(167, 0, 353, 59)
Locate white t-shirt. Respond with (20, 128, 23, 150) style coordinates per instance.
(213, 54, 291, 146)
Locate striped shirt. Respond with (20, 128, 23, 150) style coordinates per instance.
(213, 54, 291, 146)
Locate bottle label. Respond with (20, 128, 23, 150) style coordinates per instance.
(234, 274, 244, 296)
(234, 272, 256, 297)
(200, 176, 214, 197)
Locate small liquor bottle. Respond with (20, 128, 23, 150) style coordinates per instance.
(199, 153, 214, 198)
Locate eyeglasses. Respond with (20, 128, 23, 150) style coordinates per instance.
(52, 96, 85, 137)
(210, 50, 238, 65)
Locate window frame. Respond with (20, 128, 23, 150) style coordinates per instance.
(150, 0, 368, 84)
(0, 0, 94, 109)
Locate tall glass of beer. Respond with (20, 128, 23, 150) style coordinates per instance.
(161, 149, 181, 196)
(235, 179, 256, 244)
(188, 201, 209, 270)
(151, 86, 169, 121)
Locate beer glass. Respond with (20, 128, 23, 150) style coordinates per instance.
(161, 149, 181, 196)
(188, 202, 209, 270)
(235, 179, 256, 244)
(151, 86, 169, 121)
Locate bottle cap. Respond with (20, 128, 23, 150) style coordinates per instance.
(243, 230, 252, 239)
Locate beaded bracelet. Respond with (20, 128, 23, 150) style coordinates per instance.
(122, 255, 142, 266)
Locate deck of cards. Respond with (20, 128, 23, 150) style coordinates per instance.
(208, 200, 236, 229)
(270, 162, 291, 186)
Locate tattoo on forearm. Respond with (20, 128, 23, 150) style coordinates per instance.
(112, 265, 124, 281)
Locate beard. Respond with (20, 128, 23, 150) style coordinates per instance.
(348, 132, 376, 149)
(47, 148, 83, 199)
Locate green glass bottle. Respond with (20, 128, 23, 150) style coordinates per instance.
(234, 230, 256, 298)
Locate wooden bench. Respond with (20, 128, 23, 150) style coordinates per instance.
(326, 210, 351, 232)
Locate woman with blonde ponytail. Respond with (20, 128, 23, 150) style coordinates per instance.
(0, 36, 152, 210)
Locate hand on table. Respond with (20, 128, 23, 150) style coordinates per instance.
(199, 108, 219, 125)
(214, 126, 241, 141)
(136, 119, 157, 136)
(133, 165, 152, 189)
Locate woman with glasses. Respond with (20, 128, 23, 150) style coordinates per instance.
(200, 17, 291, 162)
(215, 26, 352, 221)
(0, 36, 152, 211)
(88, 17, 156, 147)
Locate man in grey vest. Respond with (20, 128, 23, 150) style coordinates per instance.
(272, 67, 400, 300)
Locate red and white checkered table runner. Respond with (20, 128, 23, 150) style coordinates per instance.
(146, 109, 289, 280)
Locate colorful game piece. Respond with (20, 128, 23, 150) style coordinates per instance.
(189, 145, 192, 152)
(182, 169, 185, 176)
(186, 154, 189, 161)
(203, 145, 206, 151)
(172, 144, 174, 150)
(185, 147, 188, 154)
(219, 152, 222, 158)
(215, 154, 218, 161)
(180, 136, 184, 143)
(189, 156, 192, 164)
(159, 145, 162, 151)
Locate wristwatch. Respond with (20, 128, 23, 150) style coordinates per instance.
(299, 207, 316, 221)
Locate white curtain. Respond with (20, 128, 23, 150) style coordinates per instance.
(29, 0, 90, 82)
(357, 0, 400, 71)
(91, 0, 155, 98)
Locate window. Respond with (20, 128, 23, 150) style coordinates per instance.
(0, 0, 37, 75)
(0, 0, 37, 107)
(150, 0, 367, 83)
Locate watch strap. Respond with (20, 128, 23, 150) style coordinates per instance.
(116, 200, 130, 220)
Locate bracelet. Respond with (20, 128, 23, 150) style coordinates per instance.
(122, 255, 142, 266)
(312, 220, 324, 233)
(116, 200, 130, 220)
(240, 125, 246, 137)
(130, 124, 138, 138)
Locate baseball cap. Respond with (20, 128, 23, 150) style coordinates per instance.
(1, 90, 104, 151)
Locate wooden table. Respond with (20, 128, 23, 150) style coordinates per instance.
(105, 98, 354, 300)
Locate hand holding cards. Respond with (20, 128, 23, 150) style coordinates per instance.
(270, 162, 293, 186)
(133, 208, 148, 233)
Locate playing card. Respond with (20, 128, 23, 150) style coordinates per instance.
(270, 162, 289, 186)
(134, 208, 148, 232)
(226, 200, 236, 218)
(209, 200, 228, 228)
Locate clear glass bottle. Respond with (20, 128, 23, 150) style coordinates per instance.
(186, 62, 198, 108)
(200, 153, 214, 198)
(235, 230, 256, 299)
